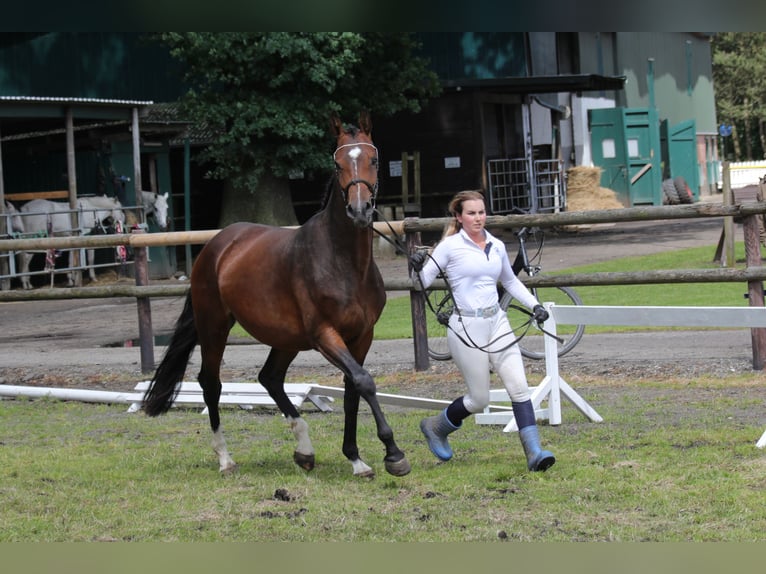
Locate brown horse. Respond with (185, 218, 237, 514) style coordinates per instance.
(142, 112, 410, 478)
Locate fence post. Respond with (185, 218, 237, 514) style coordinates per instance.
(722, 161, 736, 267)
(132, 228, 155, 374)
(406, 229, 429, 371)
(742, 212, 766, 369)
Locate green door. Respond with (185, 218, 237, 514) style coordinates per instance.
(623, 108, 661, 205)
(667, 119, 699, 200)
(589, 107, 662, 207)
(589, 108, 630, 206)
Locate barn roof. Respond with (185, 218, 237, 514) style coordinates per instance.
(441, 73, 626, 95)
(0, 97, 193, 143)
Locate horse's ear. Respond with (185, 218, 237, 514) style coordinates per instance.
(358, 110, 372, 135)
(330, 113, 344, 138)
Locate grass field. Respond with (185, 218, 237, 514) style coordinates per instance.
(3, 238, 766, 543)
(1, 371, 765, 542)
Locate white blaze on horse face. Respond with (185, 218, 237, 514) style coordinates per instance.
(347, 146, 365, 210)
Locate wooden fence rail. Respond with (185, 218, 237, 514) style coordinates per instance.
(2, 203, 766, 372)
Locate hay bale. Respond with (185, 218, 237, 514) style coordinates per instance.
(567, 166, 602, 194)
(566, 166, 624, 211)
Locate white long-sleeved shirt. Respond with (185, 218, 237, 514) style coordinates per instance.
(414, 228, 539, 313)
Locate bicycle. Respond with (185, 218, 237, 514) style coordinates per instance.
(425, 225, 585, 361)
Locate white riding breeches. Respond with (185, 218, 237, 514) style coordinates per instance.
(447, 310, 531, 412)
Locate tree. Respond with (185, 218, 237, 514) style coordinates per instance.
(156, 33, 441, 226)
(712, 33, 766, 161)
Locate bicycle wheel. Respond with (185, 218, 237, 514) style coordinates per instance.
(500, 286, 585, 360)
(425, 286, 454, 360)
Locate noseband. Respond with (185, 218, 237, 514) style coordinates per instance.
(333, 142, 379, 203)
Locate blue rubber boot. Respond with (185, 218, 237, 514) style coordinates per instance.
(519, 425, 556, 472)
(420, 409, 461, 461)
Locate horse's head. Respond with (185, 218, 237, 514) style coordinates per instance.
(153, 192, 169, 230)
(331, 111, 379, 228)
(141, 190, 169, 230)
(3, 201, 24, 234)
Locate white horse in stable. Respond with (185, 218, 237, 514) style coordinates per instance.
(16, 195, 125, 289)
(139, 191, 169, 231)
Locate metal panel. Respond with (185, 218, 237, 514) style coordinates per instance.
(487, 158, 565, 214)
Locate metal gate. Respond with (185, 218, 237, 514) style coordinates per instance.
(487, 158, 565, 214)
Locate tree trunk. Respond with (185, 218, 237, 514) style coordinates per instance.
(218, 172, 299, 228)
(732, 123, 742, 160)
(744, 98, 753, 161)
(760, 119, 766, 159)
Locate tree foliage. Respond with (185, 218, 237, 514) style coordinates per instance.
(712, 33, 766, 160)
(156, 33, 441, 224)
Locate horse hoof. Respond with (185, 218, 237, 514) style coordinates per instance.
(293, 451, 315, 471)
(220, 463, 238, 475)
(385, 457, 411, 477)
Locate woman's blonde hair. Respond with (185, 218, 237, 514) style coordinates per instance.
(442, 190, 486, 239)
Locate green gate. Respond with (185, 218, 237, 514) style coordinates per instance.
(589, 107, 662, 206)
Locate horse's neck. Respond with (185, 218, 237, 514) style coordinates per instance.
(318, 188, 375, 272)
(141, 192, 154, 209)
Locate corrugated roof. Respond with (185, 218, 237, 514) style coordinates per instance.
(0, 96, 154, 106)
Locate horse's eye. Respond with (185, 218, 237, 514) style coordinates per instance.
(334, 162, 342, 171)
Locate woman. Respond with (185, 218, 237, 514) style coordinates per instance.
(410, 190, 555, 472)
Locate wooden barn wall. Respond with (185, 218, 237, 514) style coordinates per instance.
(373, 92, 483, 219)
(288, 92, 483, 223)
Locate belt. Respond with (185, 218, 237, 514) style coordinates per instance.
(454, 304, 500, 318)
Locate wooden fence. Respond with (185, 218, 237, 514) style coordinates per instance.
(2, 202, 766, 373)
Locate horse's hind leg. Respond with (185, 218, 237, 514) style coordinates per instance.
(86, 248, 97, 282)
(17, 252, 33, 289)
(197, 318, 237, 473)
(258, 349, 316, 471)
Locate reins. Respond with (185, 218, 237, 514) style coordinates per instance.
(371, 208, 561, 355)
(416, 251, 537, 355)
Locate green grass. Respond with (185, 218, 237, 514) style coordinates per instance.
(229, 241, 751, 341)
(2, 373, 766, 542)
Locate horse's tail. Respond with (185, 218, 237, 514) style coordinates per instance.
(143, 292, 198, 416)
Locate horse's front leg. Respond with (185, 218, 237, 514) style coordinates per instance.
(318, 333, 410, 478)
(340, 375, 374, 478)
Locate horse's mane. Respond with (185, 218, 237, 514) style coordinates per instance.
(319, 175, 337, 210)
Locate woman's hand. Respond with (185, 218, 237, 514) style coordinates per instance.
(532, 304, 549, 323)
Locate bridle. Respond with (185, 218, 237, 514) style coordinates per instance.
(333, 142, 380, 205)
